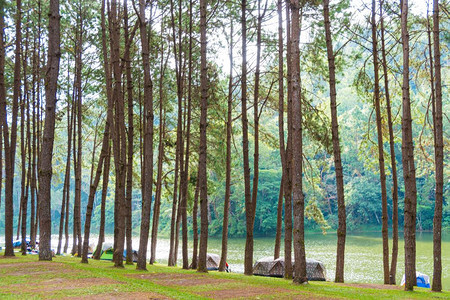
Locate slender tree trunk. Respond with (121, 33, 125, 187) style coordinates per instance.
(431, 0, 443, 292)
(20, 28, 30, 255)
(136, 0, 154, 271)
(109, 0, 126, 268)
(93, 0, 112, 261)
(379, 0, 399, 284)
(93, 145, 111, 260)
(81, 121, 110, 263)
(401, 0, 417, 291)
(168, 0, 183, 266)
(246, 0, 264, 276)
(274, 179, 283, 259)
(219, 18, 234, 272)
(241, 0, 253, 276)
(75, 6, 84, 257)
(274, 0, 285, 261)
(3, 0, 22, 257)
(371, 0, 389, 284)
(57, 76, 73, 255)
(323, 0, 346, 283)
(191, 176, 200, 269)
(180, 0, 194, 270)
(63, 107, 73, 254)
(39, 0, 60, 261)
(197, 0, 208, 273)
(290, 0, 307, 285)
(150, 30, 167, 264)
(284, 1, 293, 279)
(124, 0, 134, 266)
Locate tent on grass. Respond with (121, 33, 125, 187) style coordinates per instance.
(253, 257, 327, 281)
(189, 253, 229, 271)
(401, 272, 431, 288)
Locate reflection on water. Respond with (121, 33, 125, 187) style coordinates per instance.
(1, 232, 449, 289)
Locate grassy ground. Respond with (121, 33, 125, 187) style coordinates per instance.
(0, 253, 448, 299)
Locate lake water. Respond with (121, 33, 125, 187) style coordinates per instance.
(2, 232, 449, 290)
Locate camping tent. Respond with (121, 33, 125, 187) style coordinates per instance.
(189, 253, 227, 271)
(253, 257, 327, 281)
(401, 272, 431, 288)
(99, 247, 138, 262)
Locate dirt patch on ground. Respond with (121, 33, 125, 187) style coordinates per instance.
(67, 291, 171, 300)
(1, 277, 121, 293)
(197, 286, 297, 299)
(341, 283, 402, 290)
(0, 262, 77, 276)
(130, 272, 232, 287)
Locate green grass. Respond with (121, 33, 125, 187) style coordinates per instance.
(0, 253, 448, 299)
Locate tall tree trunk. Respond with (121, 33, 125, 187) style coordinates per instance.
(274, 180, 283, 259)
(93, 0, 113, 261)
(290, 0, 307, 285)
(150, 28, 167, 264)
(180, 0, 194, 270)
(136, 0, 154, 271)
(371, 0, 389, 284)
(39, 0, 60, 261)
(431, 0, 443, 292)
(109, 0, 126, 268)
(274, 0, 285, 261)
(191, 175, 199, 269)
(3, 0, 22, 257)
(20, 28, 30, 255)
(379, 0, 399, 284)
(323, 0, 346, 283)
(81, 119, 110, 263)
(284, 1, 293, 279)
(246, 0, 265, 276)
(124, 0, 134, 266)
(219, 18, 234, 272)
(57, 72, 73, 255)
(168, 0, 183, 266)
(197, 0, 208, 273)
(75, 5, 84, 257)
(401, 0, 417, 291)
(241, 0, 253, 276)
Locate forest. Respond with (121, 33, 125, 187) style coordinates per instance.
(0, 0, 448, 293)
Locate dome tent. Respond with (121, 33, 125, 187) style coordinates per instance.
(401, 272, 430, 288)
(253, 257, 327, 281)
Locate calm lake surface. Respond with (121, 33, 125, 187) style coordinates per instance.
(2, 232, 449, 290)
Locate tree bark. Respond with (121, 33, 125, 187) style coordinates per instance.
(180, 0, 194, 270)
(370, 0, 389, 284)
(136, 0, 154, 271)
(57, 70, 74, 255)
(284, 1, 293, 279)
(219, 18, 234, 272)
(93, 144, 111, 260)
(150, 26, 167, 264)
(20, 27, 31, 255)
(39, 0, 60, 261)
(401, 0, 417, 291)
(191, 175, 200, 269)
(290, 0, 307, 285)
(274, 0, 285, 261)
(109, 0, 126, 268)
(197, 0, 208, 273)
(241, 0, 253, 276)
(379, 0, 399, 285)
(431, 0, 443, 292)
(124, 0, 134, 266)
(3, 0, 23, 257)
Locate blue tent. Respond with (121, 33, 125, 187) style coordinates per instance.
(401, 272, 431, 288)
